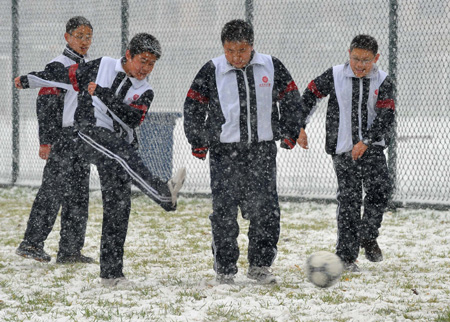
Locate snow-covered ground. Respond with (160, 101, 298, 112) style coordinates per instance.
(0, 187, 449, 321)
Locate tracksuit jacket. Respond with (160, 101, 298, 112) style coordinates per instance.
(37, 46, 86, 145)
(21, 57, 152, 146)
(300, 62, 395, 154)
(184, 51, 301, 149)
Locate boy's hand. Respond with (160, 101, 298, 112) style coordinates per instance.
(297, 128, 309, 149)
(352, 141, 368, 160)
(39, 144, 51, 160)
(14, 76, 23, 89)
(88, 82, 97, 96)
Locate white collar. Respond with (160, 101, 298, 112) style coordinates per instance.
(343, 61, 379, 79)
(221, 51, 266, 74)
(114, 58, 147, 88)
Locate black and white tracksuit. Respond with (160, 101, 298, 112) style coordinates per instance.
(20, 46, 90, 258)
(301, 62, 395, 263)
(20, 56, 173, 278)
(184, 51, 302, 275)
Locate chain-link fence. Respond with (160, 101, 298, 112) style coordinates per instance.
(1, 0, 449, 208)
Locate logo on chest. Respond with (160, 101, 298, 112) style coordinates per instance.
(127, 94, 140, 102)
(259, 76, 271, 88)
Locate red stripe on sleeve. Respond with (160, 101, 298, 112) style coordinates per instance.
(68, 64, 80, 92)
(376, 99, 395, 111)
(307, 80, 324, 99)
(192, 147, 208, 158)
(130, 103, 149, 124)
(284, 138, 295, 149)
(279, 81, 298, 100)
(187, 88, 209, 104)
(38, 87, 60, 95)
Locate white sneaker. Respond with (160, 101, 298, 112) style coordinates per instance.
(168, 167, 186, 206)
(101, 277, 136, 289)
(247, 266, 278, 284)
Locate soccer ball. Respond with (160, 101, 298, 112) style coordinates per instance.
(305, 251, 343, 288)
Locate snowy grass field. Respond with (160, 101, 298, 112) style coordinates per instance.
(0, 187, 450, 322)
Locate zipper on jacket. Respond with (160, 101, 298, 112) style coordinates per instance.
(358, 78, 363, 142)
(242, 68, 252, 144)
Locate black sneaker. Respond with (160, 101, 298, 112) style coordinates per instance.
(343, 261, 360, 272)
(56, 253, 95, 264)
(361, 239, 383, 262)
(16, 244, 51, 262)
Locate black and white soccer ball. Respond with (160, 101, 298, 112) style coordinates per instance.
(305, 251, 344, 288)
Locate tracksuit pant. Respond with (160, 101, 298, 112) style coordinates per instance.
(209, 141, 280, 275)
(77, 126, 173, 279)
(332, 146, 391, 264)
(21, 128, 90, 257)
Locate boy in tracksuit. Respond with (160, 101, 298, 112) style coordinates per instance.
(16, 16, 93, 264)
(15, 33, 186, 287)
(297, 34, 395, 272)
(184, 19, 301, 284)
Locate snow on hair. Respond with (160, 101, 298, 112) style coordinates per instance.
(128, 33, 162, 59)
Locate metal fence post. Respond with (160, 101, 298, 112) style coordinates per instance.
(388, 0, 398, 209)
(121, 0, 129, 56)
(11, 0, 20, 185)
(245, 0, 254, 25)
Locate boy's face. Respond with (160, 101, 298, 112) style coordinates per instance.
(223, 41, 253, 69)
(348, 48, 380, 78)
(64, 25, 93, 56)
(124, 50, 157, 80)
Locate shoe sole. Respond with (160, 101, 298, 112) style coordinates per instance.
(16, 250, 51, 263)
(365, 255, 383, 262)
(247, 274, 278, 285)
(56, 260, 95, 264)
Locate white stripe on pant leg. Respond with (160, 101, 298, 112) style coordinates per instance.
(211, 221, 218, 274)
(78, 131, 172, 203)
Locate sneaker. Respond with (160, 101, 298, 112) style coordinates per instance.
(168, 167, 187, 206)
(101, 277, 136, 289)
(247, 266, 278, 284)
(16, 244, 51, 262)
(216, 273, 235, 285)
(343, 261, 360, 272)
(56, 253, 95, 264)
(361, 239, 383, 262)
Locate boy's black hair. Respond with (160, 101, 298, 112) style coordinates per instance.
(350, 34, 378, 55)
(66, 16, 93, 34)
(221, 19, 254, 46)
(127, 33, 162, 59)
